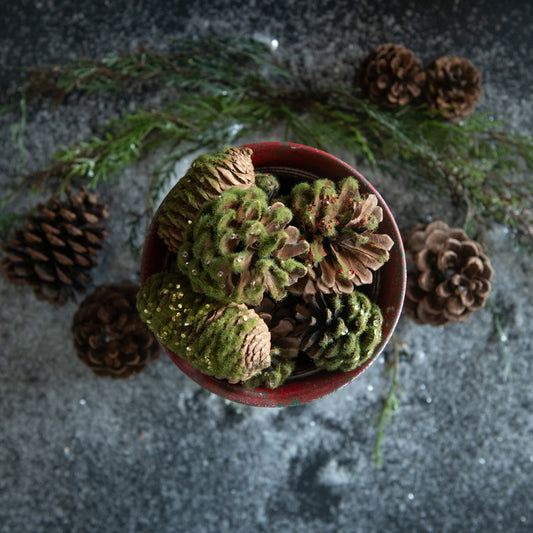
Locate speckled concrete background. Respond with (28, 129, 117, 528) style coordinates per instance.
(1, 1, 532, 532)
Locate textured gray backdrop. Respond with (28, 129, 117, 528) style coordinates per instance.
(1, 1, 532, 532)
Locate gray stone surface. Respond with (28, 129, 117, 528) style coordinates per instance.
(1, 1, 532, 532)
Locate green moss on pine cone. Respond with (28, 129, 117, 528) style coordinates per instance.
(137, 271, 271, 383)
(289, 177, 394, 295)
(156, 146, 255, 252)
(177, 186, 308, 306)
(298, 289, 383, 372)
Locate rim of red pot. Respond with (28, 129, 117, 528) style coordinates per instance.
(141, 142, 406, 407)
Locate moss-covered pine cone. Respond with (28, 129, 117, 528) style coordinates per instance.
(289, 177, 393, 296)
(297, 290, 383, 372)
(177, 186, 308, 306)
(157, 146, 255, 253)
(137, 271, 271, 383)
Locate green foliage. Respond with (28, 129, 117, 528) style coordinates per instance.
(372, 336, 406, 469)
(487, 299, 512, 381)
(4, 37, 533, 246)
(177, 186, 307, 306)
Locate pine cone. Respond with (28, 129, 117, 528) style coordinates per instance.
(296, 290, 383, 372)
(255, 295, 308, 359)
(243, 353, 296, 390)
(423, 56, 482, 119)
(289, 177, 394, 296)
(177, 186, 309, 306)
(404, 221, 493, 325)
(157, 146, 255, 252)
(137, 271, 271, 383)
(72, 284, 160, 378)
(1, 187, 108, 306)
(355, 43, 426, 107)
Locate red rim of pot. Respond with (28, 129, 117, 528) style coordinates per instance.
(140, 142, 406, 407)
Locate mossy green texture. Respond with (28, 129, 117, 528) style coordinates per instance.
(301, 289, 383, 372)
(137, 271, 268, 382)
(243, 353, 296, 390)
(177, 186, 308, 306)
(156, 146, 254, 251)
(290, 177, 383, 277)
(254, 172, 280, 201)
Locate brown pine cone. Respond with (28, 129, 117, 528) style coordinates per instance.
(157, 146, 255, 252)
(404, 221, 493, 325)
(1, 187, 108, 306)
(72, 283, 160, 378)
(255, 295, 307, 359)
(355, 43, 426, 107)
(423, 56, 482, 119)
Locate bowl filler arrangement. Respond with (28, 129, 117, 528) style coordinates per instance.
(138, 142, 406, 406)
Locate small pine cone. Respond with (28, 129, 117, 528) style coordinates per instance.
(177, 186, 309, 306)
(255, 295, 308, 359)
(1, 187, 108, 306)
(355, 43, 426, 107)
(289, 177, 394, 296)
(297, 290, 383, 372)
(423, 56, 482, 119)
(72, 284, 160, 378)
(137, 271, 271, 383)
(157, 146, 255, 252)
(404, 221, 493, 325)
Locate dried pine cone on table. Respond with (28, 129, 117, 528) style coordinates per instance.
(157, 146, 255, 253)
(404, 221, 493, 326)
(289, 177, 393, 296)
(355, 43, 426, 107)
(423, 56, 482, 120)
(137, 271, 271, 383)
(72, 284, 160, 378)
(1, 186, 108, 306)
(296, 290, 383, 372)
(177, 186, 309, 306)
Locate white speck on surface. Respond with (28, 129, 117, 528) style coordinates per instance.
(407, 493, 415, 501)
(79, 399, 86, 406)
(271, 39, 279, 50)
(479, 458, 486, 465)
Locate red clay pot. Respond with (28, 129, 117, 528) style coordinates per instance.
(141, 142, 406, 407)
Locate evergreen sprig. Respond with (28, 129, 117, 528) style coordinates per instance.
(3, 37, 533, 243)
(372, 335, 406, 469)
